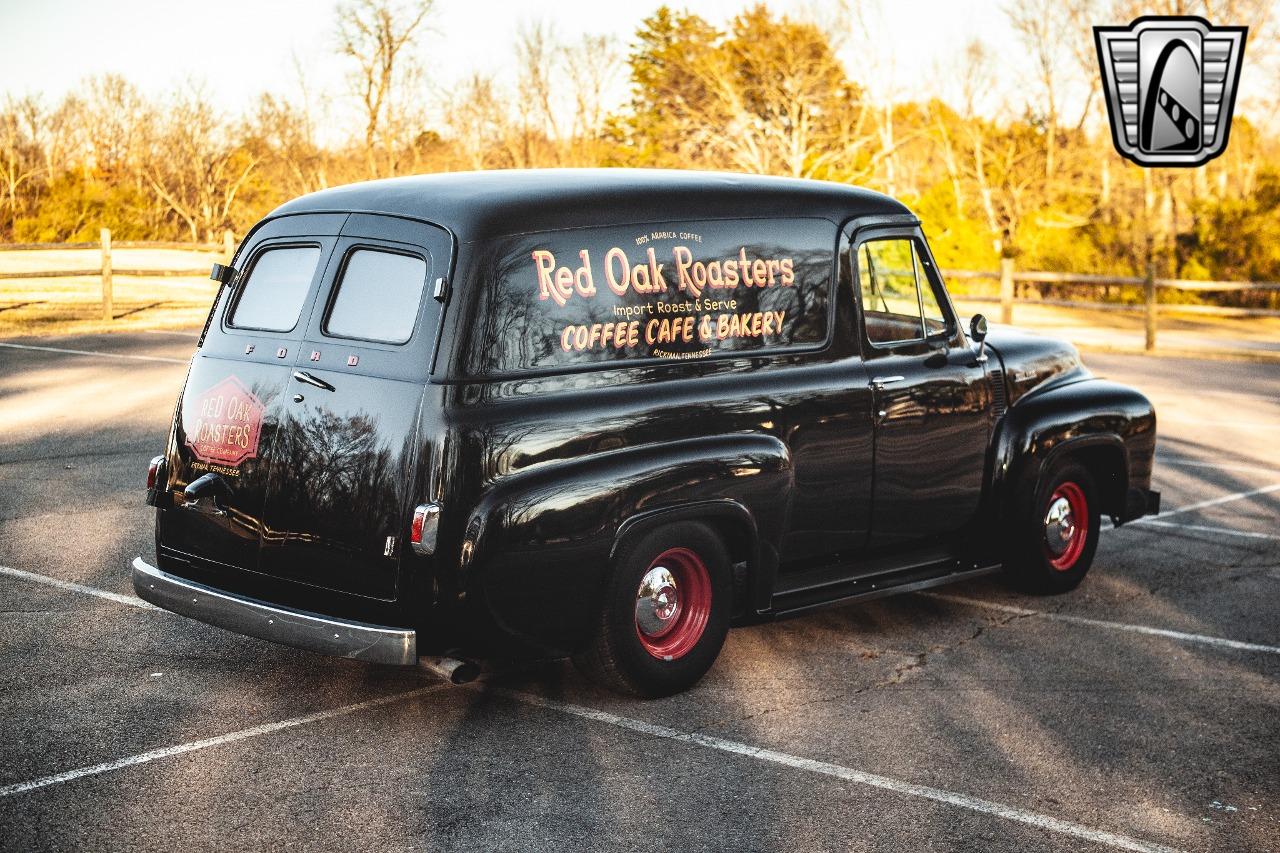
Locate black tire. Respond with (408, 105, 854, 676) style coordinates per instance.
(573, 521, 731, 698)
(1004, 460, 1101, 595)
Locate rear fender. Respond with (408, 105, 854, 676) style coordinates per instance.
(462, 434, 791, 654)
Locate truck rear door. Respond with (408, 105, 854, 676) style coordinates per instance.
(257, 214, 450, 601)
(161, 214, 344, 574)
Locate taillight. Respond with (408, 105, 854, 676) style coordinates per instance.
(410, 503, 441, 555)
(146, 455, 165, 490)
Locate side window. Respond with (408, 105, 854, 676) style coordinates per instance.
(920, 274, 947, 336)
(325, 249, 428, 344)
(858, 238, 949, 345)
(229, 246, 322, 332)
(462, 218, 833, 376)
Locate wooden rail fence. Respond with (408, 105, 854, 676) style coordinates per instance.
(0, 229, 234, 321)
(2, 232, 1277, 349)
(944, 259, 1280, 350)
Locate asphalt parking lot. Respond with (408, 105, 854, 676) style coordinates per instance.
(1, 331, 1277, 853)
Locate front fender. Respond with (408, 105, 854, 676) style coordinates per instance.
(990, 378, 1157, 531)
(463, 433, 793, 654)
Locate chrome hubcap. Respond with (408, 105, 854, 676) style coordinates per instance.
(636, 566, 680, 637)
(1044, 496, 1075, 556)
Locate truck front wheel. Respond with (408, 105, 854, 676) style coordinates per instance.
(1006, 460, 1101, 595)
(574, 521, 731, 697)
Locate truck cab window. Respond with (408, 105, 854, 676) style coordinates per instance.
(859, 238, 940, 345)
(229, 246, 321, 332)
(325, 249, 428, 344)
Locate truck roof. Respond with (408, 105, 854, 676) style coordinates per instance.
(269, 169, 915, 241)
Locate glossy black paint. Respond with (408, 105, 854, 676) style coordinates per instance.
(151, 169, 1159, 660)
(156, 212, 447, 624)
(852, 224, 990, 552)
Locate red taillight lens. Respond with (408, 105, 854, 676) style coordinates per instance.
(146, 455, 165, 490)
(410, 503, 440, 555)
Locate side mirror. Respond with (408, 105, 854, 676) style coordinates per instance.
(969, 314, 989, 363)
(210, 263, 238, 286)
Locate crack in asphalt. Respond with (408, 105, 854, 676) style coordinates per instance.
(682, 613, 1040, 735)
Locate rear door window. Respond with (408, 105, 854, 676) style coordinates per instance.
(229, 246, 322, 332)
(325, 249, 428, 344)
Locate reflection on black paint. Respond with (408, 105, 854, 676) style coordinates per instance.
(267, 408, 397, 546)
(260, 404, 411, 600)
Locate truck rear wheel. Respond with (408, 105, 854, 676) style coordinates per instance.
(1005, 460, 1101, 595)
(573, 521, 730, 697)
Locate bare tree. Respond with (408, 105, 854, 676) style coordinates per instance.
(0, 97, 46, 233)
(140, 87, 259, 242)
(446, 73, 510, 170)
(1005, 0, 1069, 177)
(514, 21, 563, 164)
(79, 75, 149, 179)
(563, 34, 619, 158)
(247, 93, 328, 196)
(336, 0, 434, 177)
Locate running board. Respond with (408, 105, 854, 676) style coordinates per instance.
(769, 564, 1001, 618)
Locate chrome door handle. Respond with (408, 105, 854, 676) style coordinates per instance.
(292, 370, 335, 392)
(870, 375, 905, 389)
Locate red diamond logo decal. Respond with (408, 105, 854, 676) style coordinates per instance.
(183, 376, 266, 467)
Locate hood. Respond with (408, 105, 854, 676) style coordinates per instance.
(984, 325, 1090, 406)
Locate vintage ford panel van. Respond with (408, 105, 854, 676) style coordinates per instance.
(133, 169, 1159, 696)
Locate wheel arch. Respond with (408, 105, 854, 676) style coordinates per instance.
(990, 378, 1151, 534)
(610, 499, 764, 620)
(1048, 438, 1129, 518)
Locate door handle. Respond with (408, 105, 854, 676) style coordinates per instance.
(183, 472, 231, 517)
(292, 370, 335, 392)
(870, 375, 905, 390)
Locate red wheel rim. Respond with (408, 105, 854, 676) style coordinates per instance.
(1044, 481, 1088, 571)
(634, 547, 711, 661)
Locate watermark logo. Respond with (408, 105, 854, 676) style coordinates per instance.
(1095, 16, 1247, 167)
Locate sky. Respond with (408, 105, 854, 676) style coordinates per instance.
(0, 0, 1273, 133)
(0, 0, 1018, 106)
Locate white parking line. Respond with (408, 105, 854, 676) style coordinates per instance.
(0, 341, 187, 364)
(0, 564, 1226, 850)
(481, 686, 1182, 853)
(0, 564, 157, 610)
(1157, 458, 1280, 476)
(1147, 483, 1280, 519)
(0, 670, 1183, 853)
(1158, 415, 1280, 429)
(922, 593, 1280, 655)
(0, 684, 446, 798)
(1122, 519, 1279, 541)
(1148, 390, 1279, 404)
(1109, 480, 1280, 539)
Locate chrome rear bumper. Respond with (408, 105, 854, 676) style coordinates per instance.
(131, 557, 417, 665)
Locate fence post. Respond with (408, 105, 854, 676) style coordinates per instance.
(223, 229, 235, 264)
(100, 227, 113, 322)
(999, 256, 1015, 324)
(1144, 261, 1157, 351)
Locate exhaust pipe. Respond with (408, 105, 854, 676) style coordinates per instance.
(419, 655, 481, 685)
